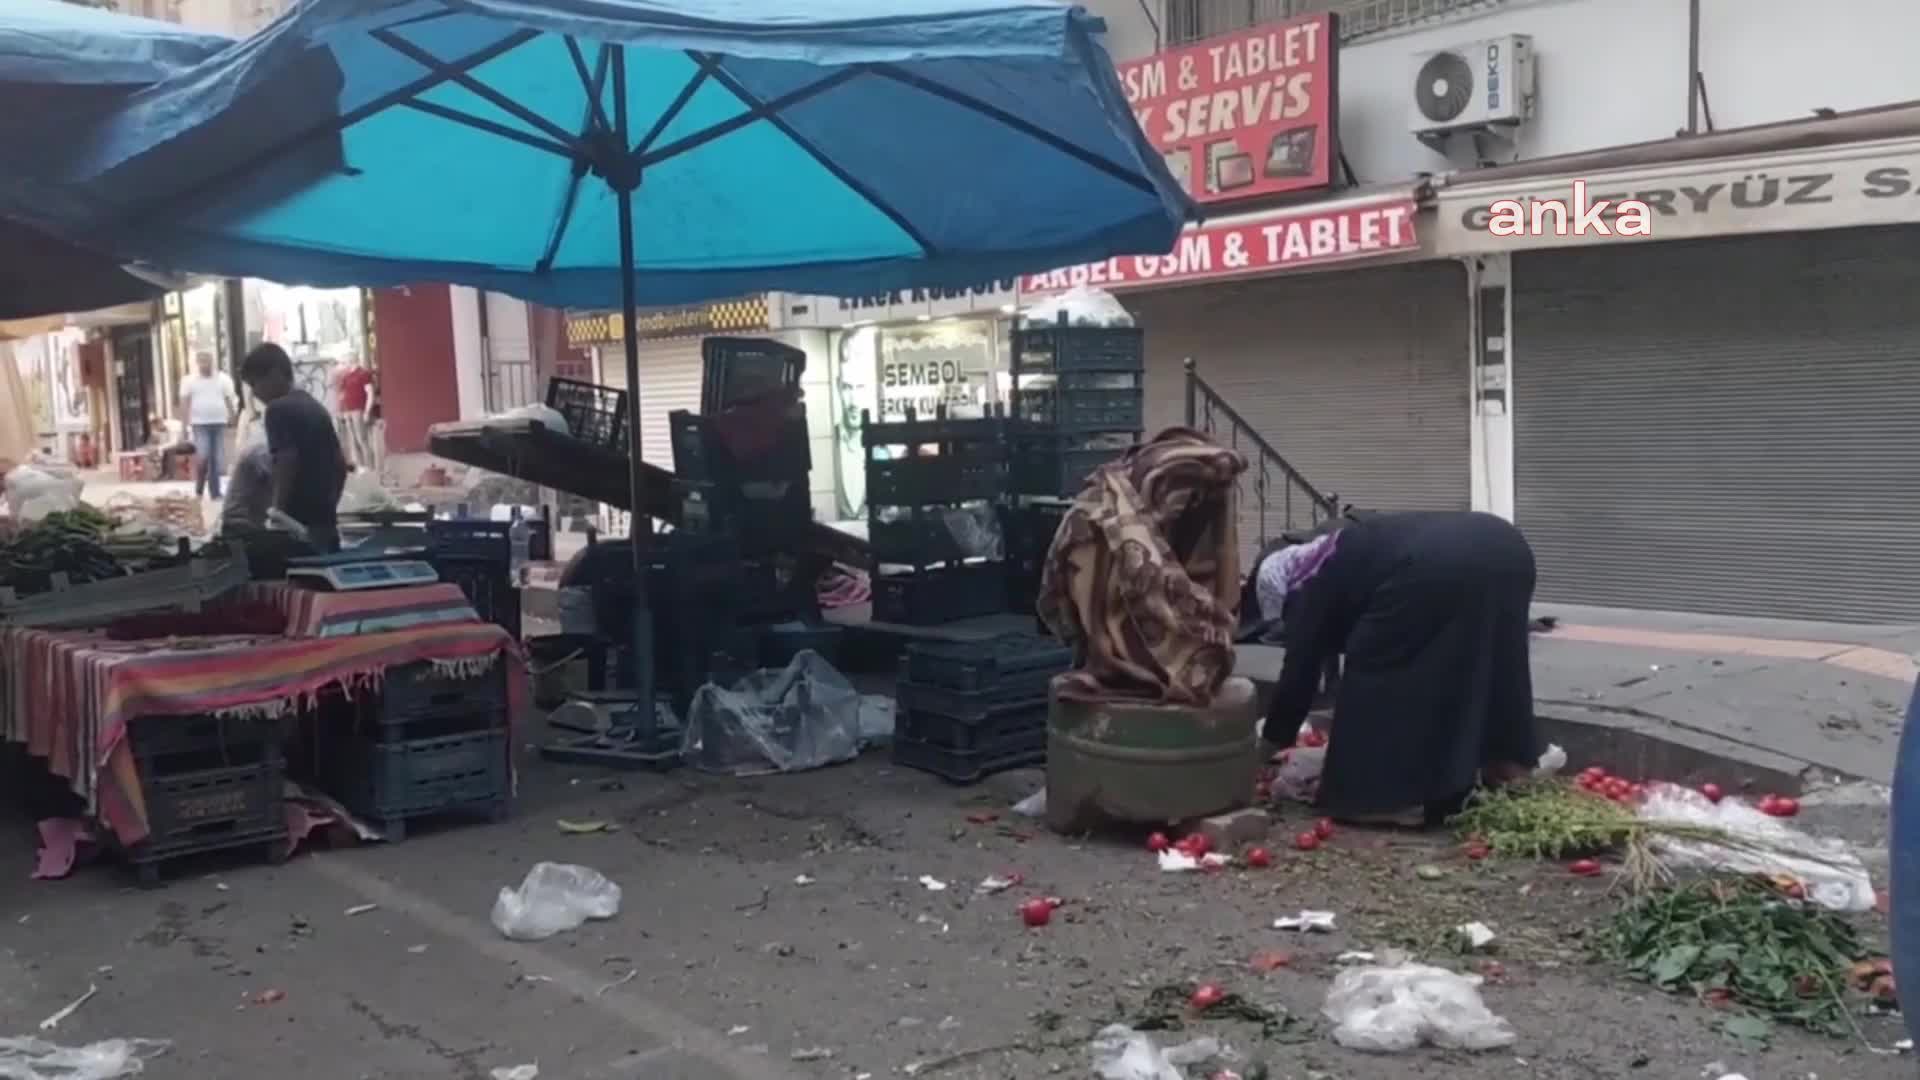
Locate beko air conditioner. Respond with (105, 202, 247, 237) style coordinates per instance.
(1409, 34, 1535, 141)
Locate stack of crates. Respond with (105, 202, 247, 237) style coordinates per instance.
(999, 501, 1067, 618)
(864, 407, 1009, 626)
(1007, 322, 1146, 497)
(325, 662, 511, 840)
(892, 634, 1070, 783)
(425, 515, 552, 639)
(125, 713, 288, 885)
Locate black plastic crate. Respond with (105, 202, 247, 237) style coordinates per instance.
(894, 672, 1055, 722)
(866, 454, 1007, 505)
(1012, 376, 1144, 433)
(427, 519, 553, 563)
(1009, 432, 1140, 498)
(891, 725, 1046, 784)
(129, 758, 287, 885)
(375, 661, 509, 728)
(895, 701, 1046, 749)
(869, 504, 1002, 566)
(547, 376, 629, 450)
(328, 728, 509, 840)
(702, 336, 806, 414)
(432, 555, 523, 639)
(872, 562, 1005, 626)
(129, 713, 280, 775)
(1011, 325, 1144, 373)
(904, 633, 1073, 692)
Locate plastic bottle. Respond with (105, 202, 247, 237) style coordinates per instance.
(508, 507, 531, 586)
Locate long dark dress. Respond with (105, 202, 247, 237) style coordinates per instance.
(1266, 511, 1539, 818)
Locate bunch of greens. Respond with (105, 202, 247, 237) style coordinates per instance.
(1593, 878, 1871, 1040)
(1450, 780, 1639, 860)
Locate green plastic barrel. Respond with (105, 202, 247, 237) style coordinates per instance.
(1044, 676, 1260, 833)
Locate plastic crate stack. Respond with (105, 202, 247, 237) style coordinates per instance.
(425, 515, 552, 639)
(999, 501, 1067, 617)
(125, 713, 289, 885)
(546, 376, 629, 450)
(324, 662, 511, 840)
(1007, 323, 1146, 498)
(863, 407, 1009, 626)
(892, 634, 1071, 783)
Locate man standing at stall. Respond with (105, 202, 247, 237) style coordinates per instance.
(239, 343, 348, 552)
(177, 350, 237, 500)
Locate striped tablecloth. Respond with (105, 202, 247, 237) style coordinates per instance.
(1, 614, 523, 846)
(234, 581, 481, 638)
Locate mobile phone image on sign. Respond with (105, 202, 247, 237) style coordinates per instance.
(1265, 127, 1318, 179)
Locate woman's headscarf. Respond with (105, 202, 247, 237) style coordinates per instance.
(1255, 531, 1341, 622)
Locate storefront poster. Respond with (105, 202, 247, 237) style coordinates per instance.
(1433, 137, 1920, 254)
(1119, 14, 1338, 204)
(876, 323, 994, 420)
(1023, 198, 1419, 293)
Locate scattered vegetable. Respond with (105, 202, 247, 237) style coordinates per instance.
(1594, 878, 1872, 1039)
(1018, 899, 1053, 928)
(1313, 818, 1336, 841)
(1569, 859, 1604, 877)
(1293, 831, 1320, 852)
(1146, 831, 1171, 853)
(1243, 847, 1272, 869)
(1126, 984, 1305, 1043)
(1189, 983, 1226, 1011)
(1700, 782, 1724, 804)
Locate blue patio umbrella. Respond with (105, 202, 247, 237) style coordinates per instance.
(27, 0, 1189, 714)
(0, 0, 229, 317)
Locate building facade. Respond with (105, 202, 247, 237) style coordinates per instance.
(1053, 0, 1920, 622)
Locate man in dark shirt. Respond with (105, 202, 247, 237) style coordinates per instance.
(239, 343, 349, 552)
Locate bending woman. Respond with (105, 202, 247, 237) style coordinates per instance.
(1260, 511, 1540, 826)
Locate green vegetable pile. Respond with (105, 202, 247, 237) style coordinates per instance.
(1593, 878, 1872, 1040)
(0, 506, 169, 595)
(1451, 780, 1639, 860)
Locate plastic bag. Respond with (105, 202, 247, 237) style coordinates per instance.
(1087, 1024, 1221, 1080)
(857, 694, 896, 746)
(0, 1037, 171, 1079)
(1323, 962, 1516, 1053)
(1022, 284, 1135, 328)
(489, 403, 571, 436)
(336, 470, 396, 515)
(489, 862, 622, 940)
(681, 650, 862, 776)
(4, 466, 81, 522)
(1011, 789, 1047, 817)
(1270, 746, 1325, 803)
(1637, 783, 1874, 912)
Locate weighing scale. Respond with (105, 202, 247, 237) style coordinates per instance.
(539, 689, 683, 771)
(285, 553, 440, 591)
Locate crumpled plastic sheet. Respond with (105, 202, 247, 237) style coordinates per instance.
(1022, 284, 1135, 328)
(1637, 782, 1875, 912)
(1322, 962, 1516, 1053)
(0, 1037, 170, 1079)
(489, 862, 622, 941)
(681, 650, 862, 776)
(1088, 1024, 1221, 1080)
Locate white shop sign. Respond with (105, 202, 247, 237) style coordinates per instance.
(1434, 136, 1920, 255)
(773, 279, 1019, 328)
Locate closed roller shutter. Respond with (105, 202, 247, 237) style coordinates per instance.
(597, 339, 702, 470)
(1128, 262, 1471, 560)
(1515, 227, 1920, 622)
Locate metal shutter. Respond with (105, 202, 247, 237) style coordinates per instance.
(1515, 227, 1920, 623)
(596, 339, 702, 470)
(1130, 261, 1471, 560)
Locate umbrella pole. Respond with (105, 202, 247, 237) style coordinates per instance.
(616, 185, 656, 736)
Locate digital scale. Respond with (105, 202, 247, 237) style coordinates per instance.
(285, 558, 439, 591)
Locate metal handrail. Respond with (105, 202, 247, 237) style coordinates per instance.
(1183, 358, 1341, 551)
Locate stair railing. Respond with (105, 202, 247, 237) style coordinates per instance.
(1183, 358, 1341, 553)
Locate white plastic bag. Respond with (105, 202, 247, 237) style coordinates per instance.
(1087, 1024, 1221, 1080)
(681, 650, 862, 775)
(0, 1037, 171, 1079)
(1636, 783, 1874, 912)
(1322, 963, 1516, 1053)
(490, 403, 571, 436)
(336, 470, 396, 515)
(1270, 746, 1325, 803)
(4, 466, 81, 522)
(490, 862, 622, 940)
(1021, 284, 1135, 328)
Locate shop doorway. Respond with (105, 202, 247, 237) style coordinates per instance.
(112, 326, 155, 452)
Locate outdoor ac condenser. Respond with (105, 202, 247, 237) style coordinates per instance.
(1408, 34, 1535, 139)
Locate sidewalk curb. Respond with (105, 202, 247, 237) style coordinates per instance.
(1533, 702, 1820, 797)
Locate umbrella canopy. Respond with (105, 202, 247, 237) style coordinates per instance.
(32, 0, 1190, 309)
(0, 0, 230, 319)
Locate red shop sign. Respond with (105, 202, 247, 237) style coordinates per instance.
(1117, 14, 1338, 204)
(1023, 199, 1418, 294)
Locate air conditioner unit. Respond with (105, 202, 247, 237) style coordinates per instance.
(1409, 34, 1535, 139)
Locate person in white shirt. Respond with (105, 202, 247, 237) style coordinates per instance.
(177, 350, 238, 500)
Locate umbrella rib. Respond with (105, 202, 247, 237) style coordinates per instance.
(634, 68, 859, 169)
(537, 41, 611, 274)
(400, 99, 576, 160)
(868, 65, 1156, 195)
(562, 36, 612, 134)
(371, 27, 585, 154)
(629, 55, 719, 157)
(695, 54, 936, 257)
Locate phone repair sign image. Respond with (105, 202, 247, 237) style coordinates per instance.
(1116, 13, 1338, 204)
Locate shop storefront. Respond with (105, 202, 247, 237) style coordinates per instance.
(1435, 135, 1920, 622)
(775, 282, 1017, 518)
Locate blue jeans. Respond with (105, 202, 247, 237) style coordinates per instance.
(191, 423, 226, 499)
(1891, 672, 1920, 1049)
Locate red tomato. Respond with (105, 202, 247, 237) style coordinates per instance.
(1627, 783, 1646, 801)
(1314, 818, 1336, 841)
(1464, 842, 1491, 861)
(1185, 833, 1213, 856)
(1700, 783, 1724, 803)
(1189, 983, 1226, 1011)
(1568, 859, 1603, 877)
(1244, 847, 1273, 869)
(1580, 766, 1607, 781)
(1146, 831, 1171, 853)
(1773, 797, 1801, 818)
(1299, 729, 1328, 749)
(1018, 899, 1053, 927)
(1758, 794, 1782, 815)
(1294, 831, 1321, 852)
